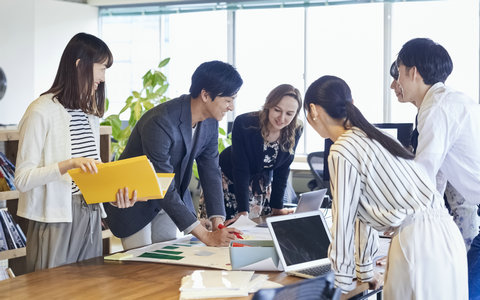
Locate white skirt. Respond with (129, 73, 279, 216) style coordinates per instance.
(383, 208, 468, 300)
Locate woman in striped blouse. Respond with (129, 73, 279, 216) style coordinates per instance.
(14, 33, 136, 272)
(304, 75, 467, 299)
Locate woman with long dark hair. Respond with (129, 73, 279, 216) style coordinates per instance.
(14, 33, 136, 272)
(304, 75, 467, 299)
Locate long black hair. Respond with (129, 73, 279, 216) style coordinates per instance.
(304, 75, 414, 160)
(42, 32, 113, 117)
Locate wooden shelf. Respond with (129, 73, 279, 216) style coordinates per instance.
(0, 191, 19, 202)
(0, 247, 26, 260)
(0, 126, 111, 142)
(0, 129, 19, 142)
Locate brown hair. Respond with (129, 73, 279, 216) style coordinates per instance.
(258, 84, 302, 154)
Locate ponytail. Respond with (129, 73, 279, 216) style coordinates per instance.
(345, 101, 414, 160)
(305, 75, 414, 160)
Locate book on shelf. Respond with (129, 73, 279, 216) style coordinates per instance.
(68, 155, 174, 204)
(3, 210, 25, 248)
(0, 209, 26, 251)
(0, 210, 16, 250)
(0, 152, 15, 192)
(0, 215, 7, 251)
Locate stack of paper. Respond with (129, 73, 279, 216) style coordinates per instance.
(68, 155, 174, 204)
(179, 270, 255, 299)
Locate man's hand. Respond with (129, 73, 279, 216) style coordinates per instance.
(211, 217, 224, 231)
(191, 223, 243, 247)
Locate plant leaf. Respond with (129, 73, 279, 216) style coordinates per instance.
(143, 101, 154, 110)
(158, 57, 170, 68)
(218, 127, 226, 136)
(156, 84, 168, 96)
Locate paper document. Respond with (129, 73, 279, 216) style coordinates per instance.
(117, 236, 232, 270)
(179, 270, 254, 299)
(68, 155, 174, 204)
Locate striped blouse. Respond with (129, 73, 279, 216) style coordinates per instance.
(67, 109, 101, 195)
(327, 127, 443, 291)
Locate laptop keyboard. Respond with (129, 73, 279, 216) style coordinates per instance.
(299, 264, 331, 277)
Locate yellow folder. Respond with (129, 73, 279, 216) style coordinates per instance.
(68, 155, 174, 204)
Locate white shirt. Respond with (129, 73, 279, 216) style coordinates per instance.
(328, 128, 443, 292)
(415, 82, 480, 205)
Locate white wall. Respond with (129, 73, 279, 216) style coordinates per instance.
(0, 0, 35, 125)
(0, 0, 98, 125)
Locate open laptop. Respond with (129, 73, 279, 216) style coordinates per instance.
(295, 188, 328, 213)
(267, 210, 332, 279)
(257, 188, 328, 228)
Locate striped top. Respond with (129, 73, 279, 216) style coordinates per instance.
(67, 109, 100, 195)
(327, 127, 443, 291)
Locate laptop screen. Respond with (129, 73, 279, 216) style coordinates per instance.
(269, 212, 331, 267)
(295, 188, 327, 213)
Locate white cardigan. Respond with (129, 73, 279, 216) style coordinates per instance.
(14, 94, 102, 222)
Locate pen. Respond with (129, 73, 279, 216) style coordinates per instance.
(218, 224, 243, 239)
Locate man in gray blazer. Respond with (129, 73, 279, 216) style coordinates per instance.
(105, 61, 243, 249)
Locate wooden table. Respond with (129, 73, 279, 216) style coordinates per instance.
(0, 255, 375, 299)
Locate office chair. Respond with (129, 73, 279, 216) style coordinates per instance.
(307, 151, 329, 191)
(252, 271, 340, 300)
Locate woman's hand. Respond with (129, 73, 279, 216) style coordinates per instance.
(224, 211, 248, 226)
(60, 157, 101, 175)
(364, 271, 384, 290)
(271, 207, 294, 216)
(111, 187, 137, 208)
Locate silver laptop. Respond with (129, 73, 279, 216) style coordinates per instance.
(257, 188, 328, 228)
(295, 188, 328, 213)
(267, 210, 332, 279)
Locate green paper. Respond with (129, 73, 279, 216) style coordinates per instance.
(153, 250, 183, 255)
(173, 243, 192, 247)
(162, 245, 179, 249)
(139, 252, 184, 260)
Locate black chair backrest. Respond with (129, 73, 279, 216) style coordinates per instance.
(252, 271, 341, 300)
(307, 151, 324, 186)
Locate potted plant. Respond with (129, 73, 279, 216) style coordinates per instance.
(101, 58, 171, 160)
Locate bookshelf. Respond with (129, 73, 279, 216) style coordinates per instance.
(0, 126, 112, 275)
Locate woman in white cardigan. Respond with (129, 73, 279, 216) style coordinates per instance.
(14, 33, 136, 272)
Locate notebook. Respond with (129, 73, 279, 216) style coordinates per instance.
(267, 210, 332, 279)
(295, 189, 328, 213)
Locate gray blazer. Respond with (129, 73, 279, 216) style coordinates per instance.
(104, 94, 225, 238)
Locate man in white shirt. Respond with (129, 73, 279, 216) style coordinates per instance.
(396, 37, 480, 299)
(390, 60, 479, 253)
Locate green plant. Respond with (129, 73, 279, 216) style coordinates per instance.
(101, 58, 171, 160)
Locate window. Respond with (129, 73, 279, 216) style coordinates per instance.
(235, 7, 305, 151)
(99, 0, 479, 155)
(100, 15, 162, 115)
(305, 3, 384, 152)
(390, 0, 479, 123)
